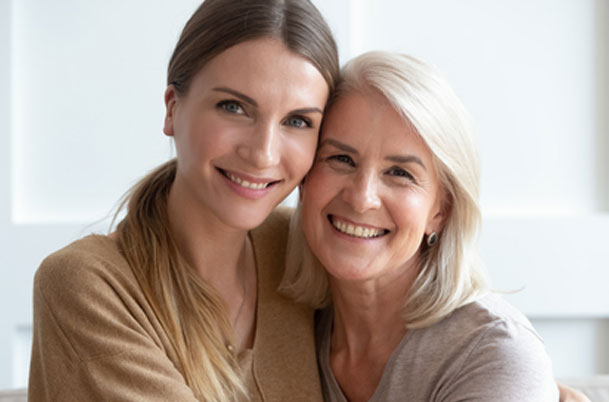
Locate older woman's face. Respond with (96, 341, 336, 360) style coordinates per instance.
(301, 91, 445, 285)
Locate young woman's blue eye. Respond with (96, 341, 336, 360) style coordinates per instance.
(387, 166, 414, 180)
(285, 116, 311, 128)
(328, 154, 355, 166)
(217, 100, 244, 114)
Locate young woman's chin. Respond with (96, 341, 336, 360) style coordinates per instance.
(210, 188, 289, 231)
(217, 207, 275, 231)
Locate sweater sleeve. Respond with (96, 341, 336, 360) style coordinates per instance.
(28, 241, 200, 402)
(437, 319, 559, 402)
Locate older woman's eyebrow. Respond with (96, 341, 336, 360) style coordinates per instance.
(386, 155, 426, 170)
(318, 138, 358, 153)
(213, 87, 257, 106)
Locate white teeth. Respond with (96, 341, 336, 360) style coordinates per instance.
(227, 172, 269, 190)
(331, 218, 385, 239)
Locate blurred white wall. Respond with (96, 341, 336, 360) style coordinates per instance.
(1, 0, 607, 389)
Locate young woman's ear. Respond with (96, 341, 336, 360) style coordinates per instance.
(163, 85, 178, 137)
(298, 182, 304, 203)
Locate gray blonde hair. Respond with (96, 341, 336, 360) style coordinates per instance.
(280, 51, 489, 328)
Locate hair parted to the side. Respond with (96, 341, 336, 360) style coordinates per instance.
(115, 1, 339, 401)
(168, 0, 339, 97)
(279, 51, 490, 329)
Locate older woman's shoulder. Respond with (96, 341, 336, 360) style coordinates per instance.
(407, 294, 557, 400)
(452, 294, 540, 340)
(442, 294, 557, 399)
(415, 294, 543, 354)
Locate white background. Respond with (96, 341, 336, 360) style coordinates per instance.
(1, 0, 607, 389)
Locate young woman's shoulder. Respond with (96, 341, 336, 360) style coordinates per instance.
(30, 235, 200, 401)
(256, 206, 294, 233)
(250, 206, 295, 255)
(35, 234, 133, 295)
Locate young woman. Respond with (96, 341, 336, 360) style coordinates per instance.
(27, 1, 338, 401)
(282, 52, 567, 401)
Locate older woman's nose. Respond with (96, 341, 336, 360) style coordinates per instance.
(342, 170, 381, 213)
(237, 122, 280, 169)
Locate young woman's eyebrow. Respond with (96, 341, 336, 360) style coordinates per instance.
(212, 87, 257, 106)
(212, 87, 323, 117)
(386, 155, 426, 170)
(291, 107, 324, 115)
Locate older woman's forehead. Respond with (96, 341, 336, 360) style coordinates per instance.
(321, 91, 426, 148)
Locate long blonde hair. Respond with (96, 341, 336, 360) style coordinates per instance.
(280, 52, 489, 329)
(117, 160, 239, 399)
(115, 1, 339, 400)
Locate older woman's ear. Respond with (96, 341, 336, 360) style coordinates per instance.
(427, 191, 452, 236)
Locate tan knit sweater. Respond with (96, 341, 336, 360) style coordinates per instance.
(28, 208, 322, 401)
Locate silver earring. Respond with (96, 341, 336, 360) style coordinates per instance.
(426, 232, 438, 247)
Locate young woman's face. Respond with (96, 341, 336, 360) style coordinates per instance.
(301, 91, 445, 286)
(163, 38, 329, 230)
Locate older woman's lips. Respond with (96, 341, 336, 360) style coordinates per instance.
(328, 215, 389, 239)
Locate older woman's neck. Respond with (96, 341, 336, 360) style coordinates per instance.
(327, 270, 416, 402)
(329, 267, 417, 356)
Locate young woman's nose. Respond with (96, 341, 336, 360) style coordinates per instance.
(342, 170, 381, 213)
(237, 122, 280, 169)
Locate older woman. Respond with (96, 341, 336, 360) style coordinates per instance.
(281, 51, 560, 401)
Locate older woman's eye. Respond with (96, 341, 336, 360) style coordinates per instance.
(387, 166, 414, 181)
(285, 116, 312, 128)
(328, 154, 355, 166)
(217, 100, 244, 114)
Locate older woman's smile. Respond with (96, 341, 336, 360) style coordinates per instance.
(328, 215, 389, 239)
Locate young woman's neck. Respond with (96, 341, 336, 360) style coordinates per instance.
(166, 178, 251, 289)
(166, 176, 258, 351)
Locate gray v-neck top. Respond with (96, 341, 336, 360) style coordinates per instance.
(316, 294, 558, 402)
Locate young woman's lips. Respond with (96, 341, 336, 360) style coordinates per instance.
(327, 214, 390, 240)
(217, 168, 281, 200)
